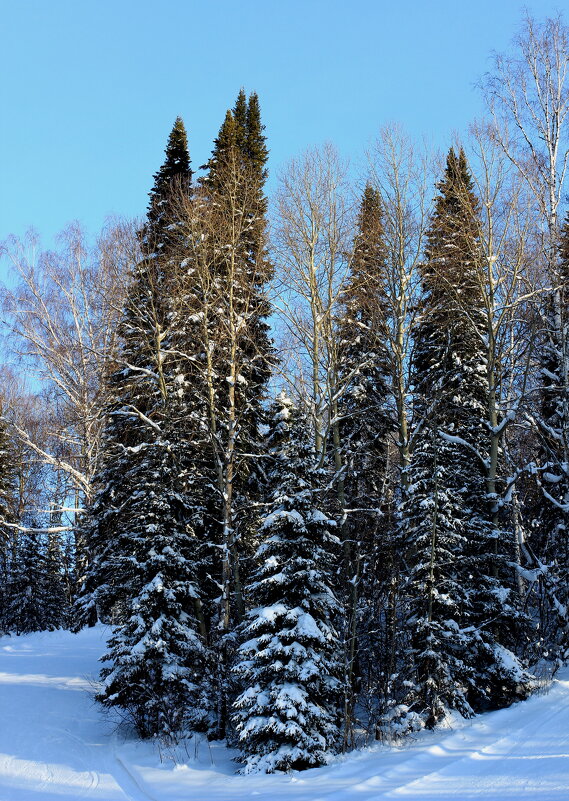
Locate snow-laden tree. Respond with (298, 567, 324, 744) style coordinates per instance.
(76, 117, 193, 623)
(82, 118, 211, 738)
(3, 528, 48, 634)
(395, 149, 530, 730)
(337, 184, 392, 507)
(233, 393, 342, 773)
(335, 184, 394, 744)
(96, 444, 211, 737)
(198, 90, 274, 630)
(531, 211, 569, 661)
(0, 413, 15, 632)
(41, 531, 69, 629)
(0, 408, 67, 634)
(164, 91, 275, 737)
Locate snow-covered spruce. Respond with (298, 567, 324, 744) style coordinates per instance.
(97, 502, 211, 739)
(1, 407, 67, 635)
(156, 92, 276, 739)
(233, 394, 342, 773)
(0, 415, 18, 633)
(93, 411, 212, 737)
(82, 119, 212, 738)
(530, 210, 569, 662)
(394, 149, 531, 730)
(75, 116, 193, 626)
(335, 183, 395, 740)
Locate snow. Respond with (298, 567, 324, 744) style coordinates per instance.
(2, 625, 569, 799)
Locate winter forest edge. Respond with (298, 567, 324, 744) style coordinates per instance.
(1, 12, 569, 776)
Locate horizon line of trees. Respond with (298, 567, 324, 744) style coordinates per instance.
(1, 11, 569, 775)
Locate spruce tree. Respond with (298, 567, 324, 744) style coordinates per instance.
(5, 528, 47, 634)
(82, 118, 210, 738)
(96, 453, 211, 737)
(233, 394, 341, 773)
(145, 116, 192, 255)
(78, 117, 194, 622)
(531, 210, 569, 661)
(396, 149, 529, 729)
(0, 414, 15, 632)
(42, 531, 68, 629)
(194, 91, 274, 629)
(198, 92, 275, 737)
(335, 184, 394, 741)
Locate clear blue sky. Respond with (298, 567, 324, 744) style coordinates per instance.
(0, 0, 564, 264)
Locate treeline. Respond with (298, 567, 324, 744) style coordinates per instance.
(1, 13, 569, 774)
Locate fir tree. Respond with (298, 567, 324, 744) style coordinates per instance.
(194, 91, 274, 629)
(42, 531, 68, 629)
(96, 446, 211, 738)
(198, 92, 275, 737)
(82, 118, 210, 737)
(531, 210, 569, 661)
(144, 116, 192, 255)
(335, 184, 394, 742)
(77, 117, 194, 623)
(396, 149, 529, 729)
(0, 414, 15, 632)
(233, 394, 341, 773)
(5, 528, 46, 634)
(232, 88, 248, 153)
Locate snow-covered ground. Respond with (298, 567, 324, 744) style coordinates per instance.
(1, 626, 568, 800)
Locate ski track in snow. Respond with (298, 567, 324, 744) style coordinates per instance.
(1, 626, 569, 800)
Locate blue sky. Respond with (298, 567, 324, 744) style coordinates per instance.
(0, 0, 564, 264)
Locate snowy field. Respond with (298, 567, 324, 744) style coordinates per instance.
(1, 626, 569, 800)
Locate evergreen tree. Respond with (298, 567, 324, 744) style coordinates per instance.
(193, 91, 274, 628)
(42, 531, 68, 629)
(5, 528, 46, 634)
(144, 116, 192, 255)
(0, 414, 15, 632)
(233, 394, 341, 773)
(335, 184, 394, 741)
(197, 92, 275, 737)
(337, 185, 392, 493)
(396, 149, 530, 729)
(77, 117, 194, 622)
(81, 118, 210, 738)
(96, 448, 211, 737)
(531, 210, 569, 661)
(232, 88, 248, 153)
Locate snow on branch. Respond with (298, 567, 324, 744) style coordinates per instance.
(3, 522, 74, 534)
(437, 430, 490, 470)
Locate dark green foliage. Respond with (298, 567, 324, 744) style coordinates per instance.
(335, 184, 394, 739)
(337, 184, 392, 522)
(395, 149, 530, 730)
(42, 532, 69, 630)
(530, 211, 569, 661)
(78, 117, 194, 622)
(4, 530, 46, 634)
(0, 415, 16, 632)
(195, 89, 275, 620)
(5, 529, 69, 634)
(232, 88, 248, 152)
(96, 437, 212, 738)
(233, 394, 342, 773)
(79, 118, 211, 739)
(145, 116, 192, 253)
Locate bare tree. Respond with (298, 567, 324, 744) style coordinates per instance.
(1, 220, 133, 577)
(482, 13, 569, 261)
(367, 125, 432, 478)
(273, 143, 354, 459)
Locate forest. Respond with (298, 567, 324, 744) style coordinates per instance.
(0, 12, 568, 776)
